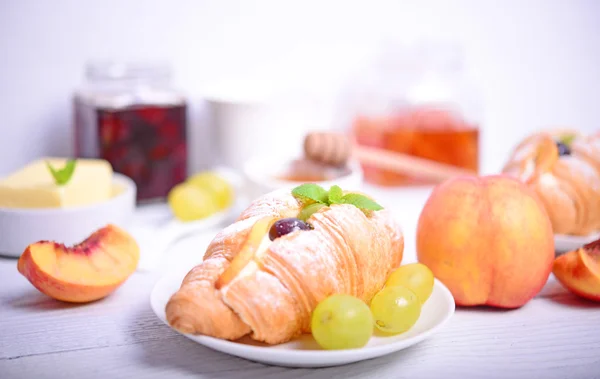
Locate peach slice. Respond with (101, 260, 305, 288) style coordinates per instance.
(553, 239, 600, 302)
(215, 217, 276, 290)
(17, 224, 140, 303)
(503, 135, 559, 185)
(525, 136, 559, 183)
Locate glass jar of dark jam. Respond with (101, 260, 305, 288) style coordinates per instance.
(73, 61, 188, 202)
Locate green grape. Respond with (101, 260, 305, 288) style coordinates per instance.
(311, 294, 373, 350)
(370, 286, 421, 334)
(167, 183, 219, 222)
(186, 171, 234, 210)
(385, 263, 435, 304)
(298, 203, 326, 222)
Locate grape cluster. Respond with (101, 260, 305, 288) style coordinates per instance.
(310, 263, 435, 350)
(167, 171, 234, 222)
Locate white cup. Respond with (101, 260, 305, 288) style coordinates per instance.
(204, 80, 335, 171)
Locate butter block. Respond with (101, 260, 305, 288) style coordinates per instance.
(0, 158, 113, 208)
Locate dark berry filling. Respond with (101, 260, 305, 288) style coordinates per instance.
(269, 218, 312, 241)
(556, 141, 571, 156)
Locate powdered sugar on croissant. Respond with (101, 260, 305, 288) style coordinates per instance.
(165, 189, 404, 344)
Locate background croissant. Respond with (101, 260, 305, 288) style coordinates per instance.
(502, 130, 600, 236)
(166, 189, 404, 344)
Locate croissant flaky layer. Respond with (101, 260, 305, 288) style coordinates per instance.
(502, 130, 600, 236)
(165, 189, 404, 344)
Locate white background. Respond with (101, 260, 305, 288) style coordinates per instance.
(1, 0, 599, 176)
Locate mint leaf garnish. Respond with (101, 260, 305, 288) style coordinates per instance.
(341, 193, 384, 211)
(298, 203, 326, 221)
(46, 159, 77, 186)
(291, 183, 329, 204)
(328, 185, 343, 204)
(292, 183, 384, 213)
(560, 133, 576, 146)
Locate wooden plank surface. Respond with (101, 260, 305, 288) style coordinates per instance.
(1, 263, 599, 379)
(1, 188, 600, 378)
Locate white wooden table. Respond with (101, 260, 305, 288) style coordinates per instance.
(1, 186, 599, 379)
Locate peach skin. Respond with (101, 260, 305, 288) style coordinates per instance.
(553, 238, 600, 302)
(416, 175, 555, 308)
(17, 224, 140, 303)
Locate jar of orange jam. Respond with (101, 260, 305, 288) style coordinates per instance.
(346, 41, 482, 186)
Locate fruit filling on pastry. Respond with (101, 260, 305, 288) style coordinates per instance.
(268, 217, 312, 241)
(215, 204, 325, 290)
(214, 182, 389, 290)
(555, 133, 577, 156)
(506, 131, 578, 183)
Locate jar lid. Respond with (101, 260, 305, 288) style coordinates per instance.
(85, 60, 172, 82)
(77, 60, 183, 108)
(370, 39, 464, 75)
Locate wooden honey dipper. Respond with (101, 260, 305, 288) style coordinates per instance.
(304, 131, 478, 182)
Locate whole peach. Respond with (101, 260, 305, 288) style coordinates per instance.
(416, 175, 555, 308)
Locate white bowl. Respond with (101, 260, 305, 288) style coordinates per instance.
(241, 157, 364, 205)
(0, 173, 136, 258)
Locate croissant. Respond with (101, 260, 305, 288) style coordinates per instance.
(165, 189, 404, 344)
(502, 129, 600, 236)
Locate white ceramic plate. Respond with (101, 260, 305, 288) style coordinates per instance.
(134, 206, 238, 272)
(555, 232, 600, 254)
(150, 263, 455, 368)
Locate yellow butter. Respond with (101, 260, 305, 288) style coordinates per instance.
(0, 158, 114, 208)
